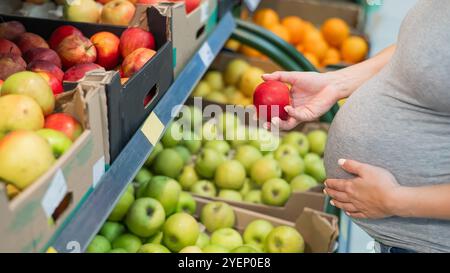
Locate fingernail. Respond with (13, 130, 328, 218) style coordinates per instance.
(324, 181, 328, 187)
(323, 189, 327, 195)
(345, 212, 351, 216)
(338, 159, 346, 166)
(284, 106, 291, 112)
(330, 200, 335, 206)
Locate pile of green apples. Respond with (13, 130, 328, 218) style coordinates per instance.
(136, 105, 327, 207)
(88, 189, 305, 253)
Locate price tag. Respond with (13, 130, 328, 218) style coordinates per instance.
(245, 0, 260, 12)
(92, 156, 106, 188)
(198, 42, 214, 68)
(200, 1, 209, 23)
(141, 112, 164, 146)
(41, 169, 68, 219)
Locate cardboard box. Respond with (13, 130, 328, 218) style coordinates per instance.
(0, 84, 106, 253)
(194, 197, 339, 253)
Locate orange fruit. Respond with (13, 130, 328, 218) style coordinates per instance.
(253, 8, 280, 29)
(225, 39, 241, 51)
(303, 31, 329, 61)
(321, 18, 350, 48)
(268, 24, 291, 43)
(341, 36, 368, 64)
(322, 47, 341, 66)
(304, 52, 320, 68)
(239, 45, 263, 58)
(281, 16, 305, 45)
(296, 44, 305, 53)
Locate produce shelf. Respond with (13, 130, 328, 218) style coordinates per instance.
(46, 12, 236, 253)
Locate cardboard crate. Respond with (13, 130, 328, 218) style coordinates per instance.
(132, 0, 218, 77)
(0, 83, 106, 253)
(194, 197, 339, 253)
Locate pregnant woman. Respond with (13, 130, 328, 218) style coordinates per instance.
(264, 0, 450, 253)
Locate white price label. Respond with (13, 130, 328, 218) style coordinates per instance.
(41, 169, 68, 218)
(245, 0, 260, 12)
(200, 1, 209, 23)
(198, 42, 214, 67)
(92, 156, 106, 188)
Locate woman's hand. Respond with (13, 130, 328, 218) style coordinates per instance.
(263, 71, 344, 130)
(324, 159, 403, 219)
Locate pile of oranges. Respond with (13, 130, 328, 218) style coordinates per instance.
(242, 8, 369, 68)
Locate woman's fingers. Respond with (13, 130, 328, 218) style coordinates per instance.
(271, 117, 299, 131)
(346, 212, 368, 219)
(324, 188, 350, 203)
(339, 159, 366, 176)
(325, 179, 350, 192)
(262, 72, 297, 85)
(330, 200, 359, 213)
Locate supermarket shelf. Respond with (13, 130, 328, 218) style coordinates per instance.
(48, 12, 236, 253)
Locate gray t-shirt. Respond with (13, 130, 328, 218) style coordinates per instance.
(324, 0, 450, 253)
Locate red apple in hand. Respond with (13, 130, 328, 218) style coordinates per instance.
(24, 48, 62, 68)
(119, 27, 155, 58)
(63, 63, 103, 82)
(121, 48, 156, 77)
(45, 113, 83, 141)
(0, 39, 22, 56)
(57, 35, 97, 69)
(0, 21, 26, 41)
(253, 80, 291, 121)
(49, 25, 83, 50)
(16, 32, 49, 54)
(37, 72, 64, 96)
(27, 60, 65, 82)
(90, 31, 120, 70)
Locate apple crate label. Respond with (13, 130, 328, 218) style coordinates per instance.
(245, 0, 261, 12)
(141, 112, 164, 146)
(199, 43, 214, 68)
(41, 169, 68, 219)
(92, 156, 106, 188)
(200, 1, 210, 24)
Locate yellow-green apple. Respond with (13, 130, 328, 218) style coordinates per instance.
(27, 60, 64, 82)
(204, 71, 224, 91)
(146, 231, 163, 244)
(200, 201, 235, 232)
(176, 191, 196, 215)
(37, 128, 73, 158)
(57, 35, 97, 69)
(304, 153, 326, 183)
(0, 55, 26, 80)
(64, 0, 101, 23)
(0, 131, 55, 189)
(135, 167, 152, 185)
(214, 160, 246, 190)
(243, 219, 273, 249)
(282, 132, 310, 156)
(119, 27, 156, 58)
(90, 31, 120, 70)
(224, 58, 250, 86)
(121, 48, 156, 77)
(307, 130, 327, 156)
(125, 197, 166, 237)
(86, 235, 111, 253)
(137, 243, 171, 253)
(190, 180, 216, 198)
(101, 0, 136, 26)
(144, 176, 181, 215)
(195, 148, 224, 179)
(211, 228, 243, 250)
(202, 244, 229, 253)
(244, 190, 262, 204)
(37, 72, 64, 96)
(218, 190, 242, 202)
(192, 80, 211, 97)
(261, 178, 291, 206)
(0, 39, 21, 56)
(182, 131, 202, 154)
(100, 221, 126, 242)
(179, 246, 202, 253)
(24, 48, 62, 68)
(196, 232, 210, 248)
(0, 21, 26, 41)
(234, 145, 263, 173)
(15, 32, 49, 54)
(108, 191, 134, 221)
(274, 144, 298, 160)
(112, 233, 142, 253)
(161, 122, 182, 148)
(264, 226, 305, 253)
(290, 174, 318, 192)
(49, 25, 83, 50)
(250, 157, 282, 186)
(152, 149, 184, 178)
(231, 245, 260, 253)
(163, 212, 199, 252)
(277, 154, 305, 181)
(178, 165, 199, 190)
(1, 71, 55, 115)
(239, 178, 251, 196)
(204, 140, 230, 155)
(144, 142, 163, 167)
(63, 63, 102, 82)
(173, 145, 191, 164)
(44, 113, 83, 141)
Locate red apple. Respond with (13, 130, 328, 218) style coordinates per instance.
(0, 56, 26, 80)
(37, 72, 64, 96)
(0, 39, 22, 56)
(90, 31, 120, 70)
(0, 21, 26, 41)
(137, 0, 163, 3)
(15, 32, 49, 54)
(101, 0, 136, 26)
(24, 48, 62, 68)
(27, 60, 64, 82)
(57, 34, 97, 69)
(121, 48, 156, 77)
(253, 80, 291, 121)
(185, 0, 201, 14)
(119, 27, 155, 58)
(0, 80, 3, 90)
(45, 113, 83, 141)
(49, 25, 83, 50)
(63, 63, 102, 82)
(0, 53, 27, 68)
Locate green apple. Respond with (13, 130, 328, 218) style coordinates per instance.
(218, 190, 243, 202)
(214, 160, 246, 190)
(231, 245, 260, 253)
(125, 198, 166, 237)
(202, 244, 230, 253)
(282, 132, 309, 156)
(307, 130, 327, 156)
(107, 248, 128, 253)
(204, 71, 224, 91)
(86, 235, 111, 253)
(36, 129, 73, 158)
(243, 219, 274, 249)
(250, 157, 282, 186)
(100, 221, 125, 242)
(163, 212, 199, 252)
(239, 178, 251, 196)
(177, 105, 203, 130)
(182, 131, 202, 154)
(145, 142, 163, 167)
(126, 184, 135, 196)
(153, 148, 184, 178)
(290, 174, 318, 192)
(146, 231, 163, 244)
(234, 145, 263, 173)
(192, 80, 212, 97)
(261, 178, 291, 206)
(63, 0, 100, 23)
(179, 246, 203, 253)
(108, 191, 134, 221)
(144, 176, 181, 215)
(137, 243, 171, 253)
(195, 232, 210, 248)
(112, 233, 142, 253)
(304, 153, 321, 165)
(178, 165, 199, 190)
(244, 190, 262, 204)
(136, 181, 149, 199)
(200, 202, 235, 232)
(210, 228, 243, 250)
(224, 59, 251, 86)
(191, 180, 217, 197)
(264, 226, 305, 253)
(305, 157, 326, 183)
(161, 122, 183, 148)
(176, 192, 197, 215)
(174, 145, 191, 164)
(195, 148, 224, 178)
(274, 144, 299, 160)
(204, 140, 230, 155)
(277, 155, 305, 181)
(248, 128, 280, 153)
(135, 168, 153, 185)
